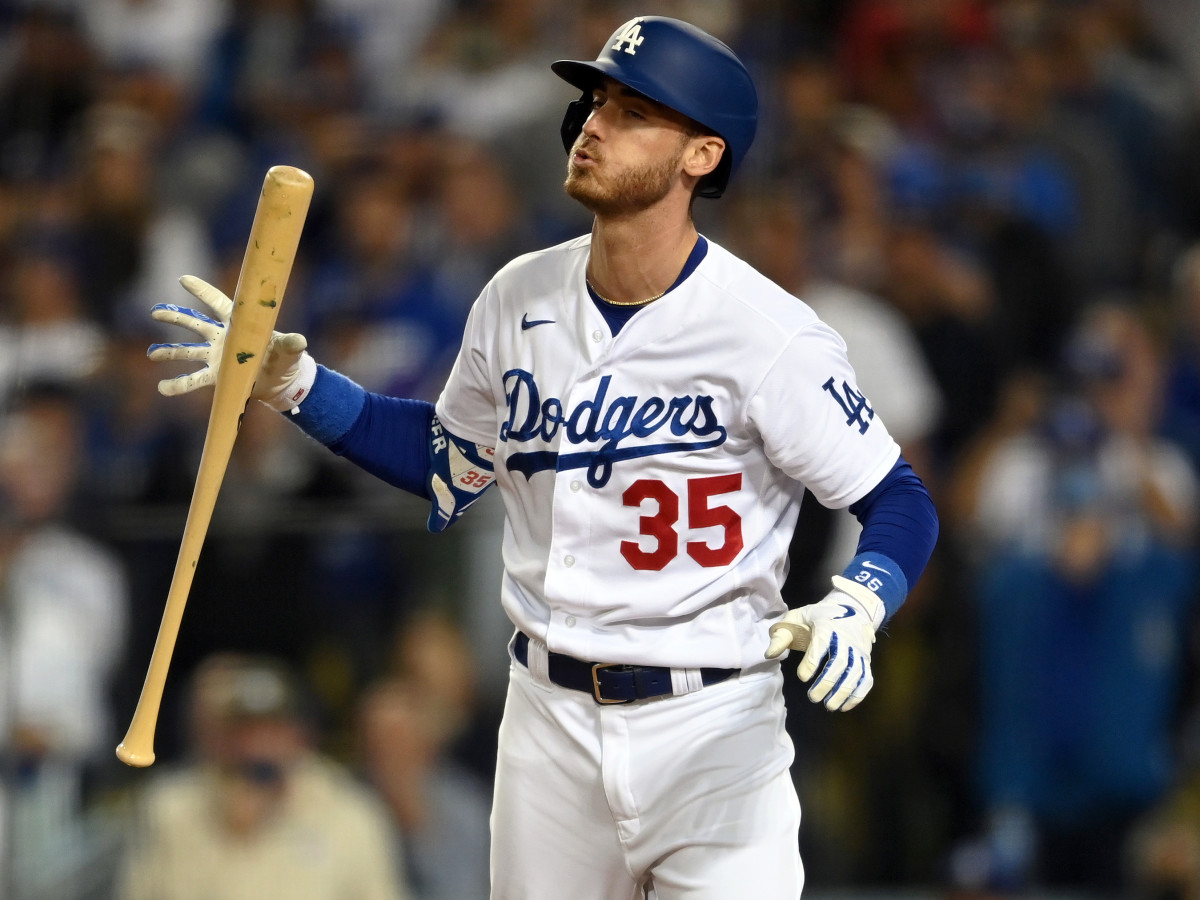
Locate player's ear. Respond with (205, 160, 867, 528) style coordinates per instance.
(682, 135, 725, 181)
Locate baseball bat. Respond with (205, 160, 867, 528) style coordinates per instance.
(116, 165, 315, 767)
(767, 620, 812, 656)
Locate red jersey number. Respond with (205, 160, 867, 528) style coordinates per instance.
(620, 474, 744, 571)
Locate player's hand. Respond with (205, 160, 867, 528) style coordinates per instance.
(765, 587, 883, 712)
(148, 275, 315, 411)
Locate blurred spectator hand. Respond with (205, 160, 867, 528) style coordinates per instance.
(147, 275, 313, 410)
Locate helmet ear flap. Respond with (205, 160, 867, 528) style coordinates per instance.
(560, 92, 592, 154)
(695, 153, 731, 199)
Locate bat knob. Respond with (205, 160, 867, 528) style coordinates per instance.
(768, 621, 811, 653)
(116, 742, 156, 768)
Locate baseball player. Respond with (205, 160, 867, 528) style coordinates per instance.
(149, 16, 938, 899)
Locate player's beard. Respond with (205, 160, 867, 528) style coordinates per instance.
(564, 137, 687, 217)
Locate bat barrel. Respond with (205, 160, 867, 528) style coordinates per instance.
(267, 164, 314, 189)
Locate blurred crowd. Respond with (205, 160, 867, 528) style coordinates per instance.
(5, 0, 1200, 897)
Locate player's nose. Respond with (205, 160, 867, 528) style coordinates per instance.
(581, 104, 609, 140)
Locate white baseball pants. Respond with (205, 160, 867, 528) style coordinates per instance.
(489, 650, 803, 899)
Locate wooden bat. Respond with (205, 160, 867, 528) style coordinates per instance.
(767, 620, 811, 657)
(116, 165, 315, 767)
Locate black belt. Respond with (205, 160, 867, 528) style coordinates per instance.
(513, 631, 738, 705)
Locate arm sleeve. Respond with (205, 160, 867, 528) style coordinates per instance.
(841, 455, 940, 619)
(290, 364, 434, 498)
(334, 394, 436, 497)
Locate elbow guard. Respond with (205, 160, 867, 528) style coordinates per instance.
(427, 415, 497, 533)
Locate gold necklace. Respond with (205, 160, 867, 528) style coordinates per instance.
(586, 277, 666, 307)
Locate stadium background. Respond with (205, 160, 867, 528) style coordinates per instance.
(4, 0, 1200, 897)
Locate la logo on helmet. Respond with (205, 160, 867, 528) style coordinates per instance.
(612, 18, 645, 55)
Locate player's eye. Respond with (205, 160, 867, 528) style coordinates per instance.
(626, 108, 645, 120)
(591, 95, 606, 110)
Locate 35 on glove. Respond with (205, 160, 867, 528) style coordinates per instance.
(147, 275, 315, 411)
(765, 576, 885, 712)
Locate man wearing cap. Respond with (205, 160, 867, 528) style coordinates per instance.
(118, 654, 410, 900)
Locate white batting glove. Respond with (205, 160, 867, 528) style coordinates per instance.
(765, 576, 886, 711)
(147, 275, 316, 412)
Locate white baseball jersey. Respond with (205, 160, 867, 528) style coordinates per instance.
(435, 235, 900, 670)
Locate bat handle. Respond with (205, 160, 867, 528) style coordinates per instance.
(115, 566, 193, 766)
(769, 620, 812, 653)
(115, 648, 171, 767)
(115, 712, 159, 767)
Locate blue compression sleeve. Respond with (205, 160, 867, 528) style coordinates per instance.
(290, 365, 433, 498)
(332, 394, 435, 497)
(291, 365, 366, 444)
(845, 455, 939, 619)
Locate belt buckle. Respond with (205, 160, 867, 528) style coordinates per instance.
(591, 663, 628, 704)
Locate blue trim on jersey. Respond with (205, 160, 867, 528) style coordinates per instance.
(289, 365, 433, 498)
(847, 455, 939, 619)
(589, 235, 709, 335)
(676, 234, 709, 281)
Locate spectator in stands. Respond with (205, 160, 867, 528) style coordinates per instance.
(118, 653, 410, 900)
(76, 0, 230, 97)
(302, 163, 463, 400)
(359, 676, 491, 899)
(0, 7, 96, 182)
(0, 243, 107, 409)
(393, 0, 571, 143)
(72, 101, 215, 330)
(357, 608, 496, 898)
(0, 383, 129, 898)
(950, 302, 1199, 892)
(427, 139, 535, 319)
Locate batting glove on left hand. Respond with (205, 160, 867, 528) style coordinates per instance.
(148, 275, 315, 411)
(765, 577, 885, 711)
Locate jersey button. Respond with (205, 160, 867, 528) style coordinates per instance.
(565, 615, 576, 628)
(564, 555, 576, 568)
(570, 480, 582, 492)
(591, 329, 603, 342)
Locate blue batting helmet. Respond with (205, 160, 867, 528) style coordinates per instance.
(551, 16, 757, 199)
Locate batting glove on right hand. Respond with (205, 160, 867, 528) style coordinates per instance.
(765, 577, 885, 711)
(148, 275, 315, 412)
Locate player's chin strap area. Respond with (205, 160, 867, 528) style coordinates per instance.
(513, 632, 737, 705)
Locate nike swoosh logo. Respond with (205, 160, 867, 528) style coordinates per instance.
(521, 313, 555, 330)
(861, 561, 891, 574)
(833, 604, 856, 620)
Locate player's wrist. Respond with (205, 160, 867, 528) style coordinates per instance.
(836, 552, 906, 627)
(263, 352, 317, 413)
